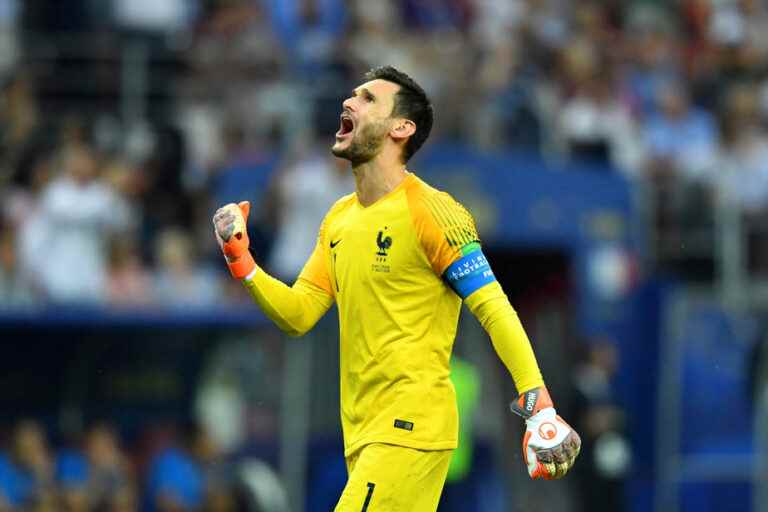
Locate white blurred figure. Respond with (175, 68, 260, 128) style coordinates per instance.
(23, 145, 133, 304)
(268, 150, 353, 280)
(555, 40, 644, 176)
(718, 84, 768, 213)
(710, 0, 768, 57)
(717, 83, 768, 274)
(112, 0, 198, 33)
(471, 0, 527, 50)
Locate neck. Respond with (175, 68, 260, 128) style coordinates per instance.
(352, 158, 408, 207)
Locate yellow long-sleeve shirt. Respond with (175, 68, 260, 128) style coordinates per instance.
(243, 173, 543, 456)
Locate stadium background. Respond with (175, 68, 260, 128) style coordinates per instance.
(0, 0, 765, 510)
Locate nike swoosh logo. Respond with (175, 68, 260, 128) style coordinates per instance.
(330, 239, 342, 249)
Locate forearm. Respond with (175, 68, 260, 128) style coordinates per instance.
(242, 267, 333, 337)
(465, 281, 544, 394)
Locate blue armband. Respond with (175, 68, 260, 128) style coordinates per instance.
(444, 245, 497, 299)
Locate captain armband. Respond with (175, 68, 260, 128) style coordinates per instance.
(444, 243, 497, 299)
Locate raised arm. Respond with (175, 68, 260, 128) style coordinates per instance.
(213, 201, 334, 336)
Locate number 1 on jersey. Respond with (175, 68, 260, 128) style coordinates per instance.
(361, 482, 375, 511)
(333, 252, 340, 292)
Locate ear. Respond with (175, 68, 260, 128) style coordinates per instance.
(390, 119, 416, 142)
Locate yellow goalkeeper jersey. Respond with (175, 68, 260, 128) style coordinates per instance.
(298, 172, 481, 456)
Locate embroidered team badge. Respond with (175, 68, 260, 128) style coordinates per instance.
(373, 227, 392, 272)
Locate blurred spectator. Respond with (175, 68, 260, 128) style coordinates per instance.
(570, 342, 631, 512)
(0, 71, 39, 172)
(9, 420, 56, 510)
(113, 0, 198, 34)
(268, 148, 353, 280)
(470, 39, 543, 150)
(346, 1, 412, 72)
(0, 451, 16, 510)
(718, 83, 768, 275)
(718, 83, 768, 213)
(640, 79, 719, 267)
(55, 450, 89, 512)
(3, 132, 53, 228)
(470, 0, 527, 51)
(188, 0, 282, 86)
(55, 441, 136, 512)
(107, 237, 153, 307)
(152, 227, 222, 308)
(400, 0, 471, 31)
(0, 221, 34, 307)
(21, 144, 133, 303)
(621, 4, 681, 117)
(84, 423, 136, 511)
(210, 119, 280, 262)
(709, 0, 768, 61)
(144, 422, 234, 512)
(263, 0, 348, 73)
(555, 41, 643, 174)
(642, 80, 719, 183)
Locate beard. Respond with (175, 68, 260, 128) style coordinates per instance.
(331, 120, 389, 165)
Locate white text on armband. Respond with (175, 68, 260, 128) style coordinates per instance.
(444, 249, 496, 299)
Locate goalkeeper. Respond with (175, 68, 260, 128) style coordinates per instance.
(213, 66, 580, 511)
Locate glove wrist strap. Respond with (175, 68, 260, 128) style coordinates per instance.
(227, 251, 256, 279)
(510, 386, 553, 419)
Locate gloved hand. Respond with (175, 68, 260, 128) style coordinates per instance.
(511, 386, 581, 480)
(213, 201, 256, 279)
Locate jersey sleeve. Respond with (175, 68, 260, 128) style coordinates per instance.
(297, 214, 334, 296)
(465, 281, 544, 393)
(242, 209, 335, 337)
(409, 189, 496, 299)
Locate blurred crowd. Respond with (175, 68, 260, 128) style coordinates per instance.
(0, 418, 289, 511)
(1, 0, 768, 307)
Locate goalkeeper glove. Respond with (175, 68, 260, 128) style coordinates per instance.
(511, 386, 581, 480)
(213, 201, 256, 279)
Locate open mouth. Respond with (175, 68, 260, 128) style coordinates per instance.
(336, 114, 354, 138)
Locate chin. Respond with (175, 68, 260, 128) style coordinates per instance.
(331, 143, 350, 160)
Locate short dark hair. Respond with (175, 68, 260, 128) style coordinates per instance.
(364, 66, 433, 163)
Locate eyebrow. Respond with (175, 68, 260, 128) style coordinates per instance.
(353, 87, 376, 101)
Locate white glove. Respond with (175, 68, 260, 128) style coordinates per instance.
(511, 387, 581, 480)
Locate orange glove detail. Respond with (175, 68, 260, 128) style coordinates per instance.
(213, 201, 256, 279)
(511, 386, 581, 480)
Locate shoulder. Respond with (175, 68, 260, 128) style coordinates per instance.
(405, 174, 476, 234)
(405, 174, 449, 216)
(325, 192, 355, 220)
(405, 174, 480, 275)
(317, 192, 355, 239)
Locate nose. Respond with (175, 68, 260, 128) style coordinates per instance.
(342, 96, 356, 111)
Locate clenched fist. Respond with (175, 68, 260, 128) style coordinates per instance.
(511, 386, 581, 480)
(212, 201, 255, 279)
